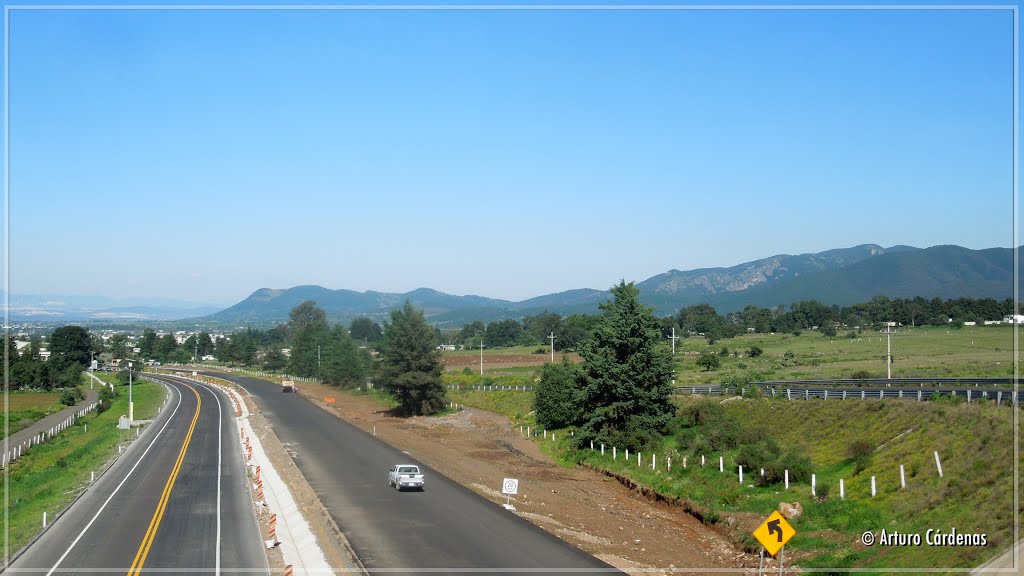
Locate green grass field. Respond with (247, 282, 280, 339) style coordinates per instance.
(2, 378, 166, 553)
(672, 325, 1016, 384)
(1, 393, 64, 439)
(448, 325, 1018, 386)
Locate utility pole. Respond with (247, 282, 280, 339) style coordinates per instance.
(882, 322, 897, 380)
(318, 345, 321, 370)
(669, 327, 679, 354)
(548, 332, 556, 363)
(195, 334, 199, 364)
(479, 340, 484, 376)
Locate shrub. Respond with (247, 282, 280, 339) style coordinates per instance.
(696, 351, 721, 371)
(677, 402, 744, 452)
(534, 359, 582, 430)
(59, 387, 84, 407)
(847, 439, 874, 474)
(98, 385, 119, 413)
(817, 483, 831, 501)
(681, 401, 725, 427)
(748, 346, 764, 358)
(737, 437, 812, 485)
(850, 370, 873, 380)
(736, 437, 781, 472)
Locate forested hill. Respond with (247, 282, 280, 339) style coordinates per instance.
(198, 244, 1020, 326)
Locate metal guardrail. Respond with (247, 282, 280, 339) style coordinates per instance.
(754, 377, 1022, 387)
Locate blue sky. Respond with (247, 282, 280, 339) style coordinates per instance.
(4, 1, 1016, 305)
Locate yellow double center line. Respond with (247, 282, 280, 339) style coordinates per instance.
(126, 382, 202, 576)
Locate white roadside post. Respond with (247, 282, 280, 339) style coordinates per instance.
(840, 479, 845, 500)
(784, 470, 789, 490)
(739, 465, 743, 485)
(811, 474, 816, 497)
(934, 451, 944, 478)
(871, 476, 877, 497)
(900, 465, 906, 489)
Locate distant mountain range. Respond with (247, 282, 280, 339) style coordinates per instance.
(198, 244, 1021, 327)
(2, 293, 224, 323)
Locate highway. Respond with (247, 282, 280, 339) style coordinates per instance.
(204, 371, 620, 576)
(7, 375, 268, 575)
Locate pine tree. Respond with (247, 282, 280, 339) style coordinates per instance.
(575, 281, 676, 451)
(379, 301, 446, 416)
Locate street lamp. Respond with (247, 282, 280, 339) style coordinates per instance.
(128, 361, 134, 424)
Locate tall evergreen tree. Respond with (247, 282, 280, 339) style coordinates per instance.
(287, 301, 330, 376)
(320, 325, 366, 387)
(575, 281, 676, 451)
(379, 301, 446, 416)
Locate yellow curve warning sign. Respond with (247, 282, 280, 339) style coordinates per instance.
(752, 511, 796, 556)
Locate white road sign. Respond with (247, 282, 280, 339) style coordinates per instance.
(502, 478, 519, 495)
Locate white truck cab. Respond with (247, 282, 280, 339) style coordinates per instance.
(388, 464, 425, 491)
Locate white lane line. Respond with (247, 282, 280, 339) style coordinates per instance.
(44, 381, 183, 576)
(197, 382, 223, 576)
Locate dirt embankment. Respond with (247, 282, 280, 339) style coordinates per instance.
(299, 381, 757, 575)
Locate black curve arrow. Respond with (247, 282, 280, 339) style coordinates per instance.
(767, 519, 783, 542)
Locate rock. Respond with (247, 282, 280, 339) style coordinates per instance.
(779, 502, 802, 520)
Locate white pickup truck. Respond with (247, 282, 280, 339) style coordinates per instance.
(388, 464, 425, 491)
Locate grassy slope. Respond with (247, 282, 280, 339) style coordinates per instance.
(2, 378, 166, 553)
(448, 382, 1021, 569)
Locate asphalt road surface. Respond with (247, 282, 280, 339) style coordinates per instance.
(6, 376, 268, 575)
(206, 371, 620, 576)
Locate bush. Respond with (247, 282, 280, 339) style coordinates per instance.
(847, 439, 874, 475)
(677, 402, 746, 452)
(736, 437, 781, 471)
(737, 437, 812, 485)
(534, 359, 582, 430)
(98, 385, 119, 413)
(59, 387, 84, 407)
(747, 346, 764, 357)
(680, 401, 725, 427)
(817, 483, 831, 501)
(850, 370, 873, 380)
(696, 351, 721, 371)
